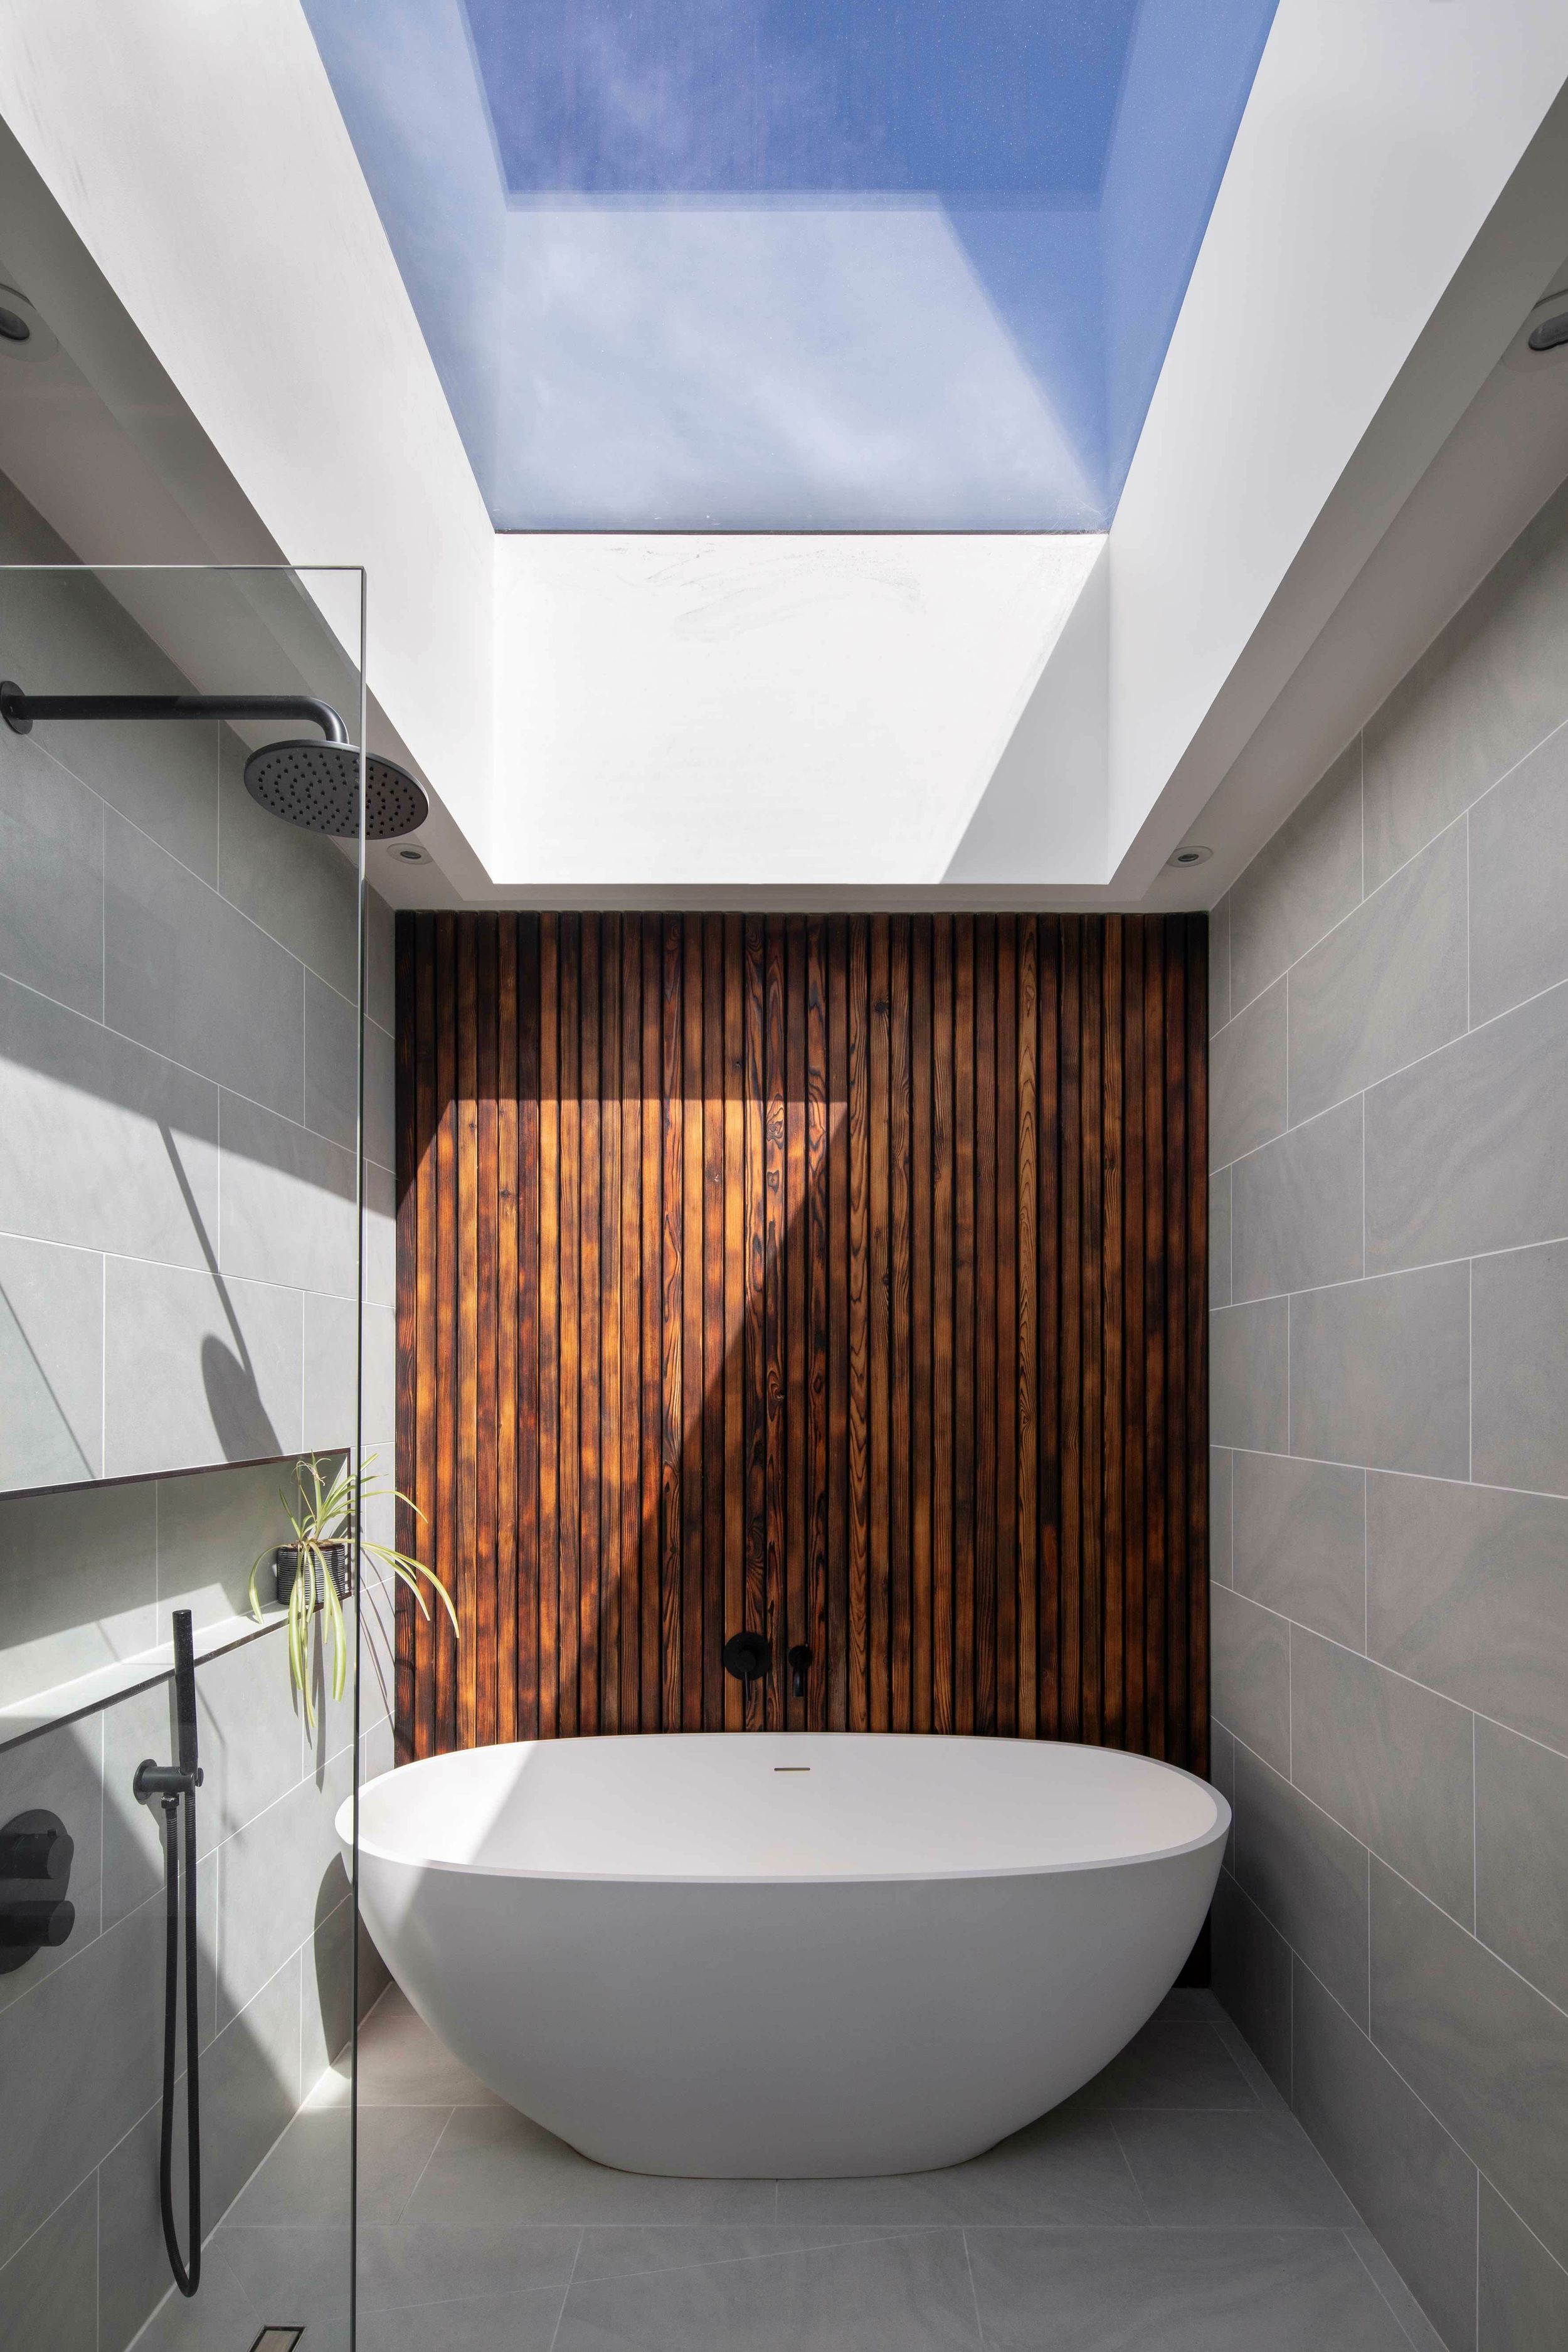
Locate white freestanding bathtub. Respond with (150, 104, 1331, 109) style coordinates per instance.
(341, 1732, 1227, 2178)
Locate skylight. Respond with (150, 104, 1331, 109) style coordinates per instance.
(303, 0, 1278, 531)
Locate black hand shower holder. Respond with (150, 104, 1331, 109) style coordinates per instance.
(134, 1610, 205, 2299)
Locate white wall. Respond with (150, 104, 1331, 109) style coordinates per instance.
(490, 532, 1102, 890)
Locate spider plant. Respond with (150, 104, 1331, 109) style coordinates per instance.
(248, 1454, 458, 1729)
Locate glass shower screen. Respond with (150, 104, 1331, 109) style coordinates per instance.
(0, 558, 388, 2352)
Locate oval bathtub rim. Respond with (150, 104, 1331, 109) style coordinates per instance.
(337, 1735, 1232, 1889)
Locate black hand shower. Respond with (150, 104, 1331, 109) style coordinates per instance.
(0, 677, 428, 839)
(134, 1611, 205, 2299)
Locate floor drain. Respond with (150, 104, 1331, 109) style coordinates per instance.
(249, 2332, 304, 2350)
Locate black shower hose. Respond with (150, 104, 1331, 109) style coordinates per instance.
(156, 1784, 202, 2297)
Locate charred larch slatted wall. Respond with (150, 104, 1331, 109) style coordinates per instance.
(395, 913, 1207, 1769)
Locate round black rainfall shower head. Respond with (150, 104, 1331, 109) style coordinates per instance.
(241, 739, 429, 840)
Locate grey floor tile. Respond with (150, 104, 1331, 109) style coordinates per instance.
(405, 2106, 778, 2227)
(313, 1981, 504, 2109)
(966, 2225, 1414, 2350)
(572, 2225, 933, 2284)
(556, 2227, 980, 2351)
(359, 2282, 569, 2351)
(225, 2103, 450, 2227)
(208, 2224, 354, 2332)
(1111, 2107, 1359, 2227)
(363, 2217, 585, 2311)
(776, 2096, 1143, 2225)
(1342, 2230, 1454, 2352)
(116, 2235, 264, 2352)
(1078, 2018, 1258, 2110)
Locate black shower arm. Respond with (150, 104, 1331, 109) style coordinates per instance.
(0, 685, 349, 744)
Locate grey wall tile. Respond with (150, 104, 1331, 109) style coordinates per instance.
(0, 2176, 97, 2352)
(364, 1160, 396, 1312)
(1372, 1861, 1568, 2272)
(1475, 1718, 1568, 2013)
(1291, 1627, 1474, 1921)
(216, 725, 361, 1005)
(303, 1291, 389, 1454)
(1473, 1240, 1568, 1495)
(1292, 1957, 1478, 2352)
(1211, 1868, 1291, 2099)
(0, 1711, 104, 2013)
(1210, 1448, 1232, 1585)
(1290, 1263, 1470, 1479)
(1479, 2181, 1568, 2352)
(1230, 738, 1364, 1011)
(1210, 896, 1230, 1034)
(0, 972, 220, 1267)
(1233, 1096, 1363, 1301)
(1210, 1163, 1231, 1306)
(0, 1480, 156, 1708)
(103, 1256, 304, 1479)
(304, 978, 396, 1179)
(0, 568, 220, 881)
(191, 1629, 304, 1846)
(0, 730, 103, 1017)
(1210, 977, 1286, 1168)
(1366, 982, 1568, 1274)
(1470, 723, 1568, 1027)
(219, 1091, 359, 1300)
(1367, 1472, 1568, 1752)
(1210, 1721, 1236, 1870)
(366, 887, 395, 1036)
(1234, 1742, 1370, 2028)
(1211, 1583, 1290, 1774)
(1234, 1451, 1364, 1648)
(1362, 473, 1568, 893)
(1211, 1298, 1288, 1451)
(217, 1740, 352, 2025)
(1288, 822, 1468, 1126)
(97, 1952, 301, 2352)
(105, 810, 305, 1122)
(156, 1458, 310, 1636)
(0, 1232, 103, 1488)
(0, 1890, 166, 2267)
(100, 1678, 199, 1929)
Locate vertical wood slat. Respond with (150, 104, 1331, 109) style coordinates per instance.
(397, 913, 1208, 1772)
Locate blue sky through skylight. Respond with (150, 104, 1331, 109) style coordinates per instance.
(303, 0, 1278, 528)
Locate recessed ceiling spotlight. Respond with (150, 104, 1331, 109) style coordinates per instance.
(1167, 844, 1212, 868)
(0, 284, 56, 363)
(394, 842, 428, 862)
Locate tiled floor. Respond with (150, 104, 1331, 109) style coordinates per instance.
(188, 1985, 1448, 2351)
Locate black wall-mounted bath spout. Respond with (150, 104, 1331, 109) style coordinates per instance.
(134, 1610, 204, 2299)
(723, 1629, 771, 1687)
(788, 1645, 812, 1699)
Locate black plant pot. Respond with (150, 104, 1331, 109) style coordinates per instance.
(274, 1542, 353, 1606)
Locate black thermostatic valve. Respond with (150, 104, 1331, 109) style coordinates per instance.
(0, 1808, 75, 1973)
